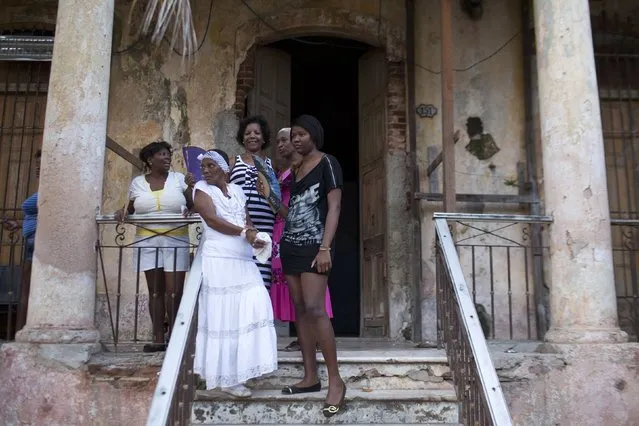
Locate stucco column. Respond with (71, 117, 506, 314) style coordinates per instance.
(16, 0, 114, 344)
(533, 0, 626, 343)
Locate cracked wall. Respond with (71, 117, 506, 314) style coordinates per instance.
(415, 0, 534, 342)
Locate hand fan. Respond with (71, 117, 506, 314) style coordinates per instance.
(252, 155, 282, 212)
(182, 146, 206, 182)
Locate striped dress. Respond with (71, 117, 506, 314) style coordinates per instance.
(229, 155, 276, 287)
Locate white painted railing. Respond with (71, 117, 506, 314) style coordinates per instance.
(146, 242, 203, 426)
(434, 216, 514, 426)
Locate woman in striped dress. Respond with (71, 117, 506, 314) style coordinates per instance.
(229, 115, 276, 287)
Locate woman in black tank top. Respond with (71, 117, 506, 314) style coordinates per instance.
(279, 115, 346, 417)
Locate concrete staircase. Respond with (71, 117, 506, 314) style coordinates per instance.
(191, 342, 460, 425)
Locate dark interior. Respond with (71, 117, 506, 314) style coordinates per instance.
(269, 36, 370, 336)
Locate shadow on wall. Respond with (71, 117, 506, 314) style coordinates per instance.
(464, 116, 500, 160)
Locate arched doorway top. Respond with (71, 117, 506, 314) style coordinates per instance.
(234, 7, 406, 66)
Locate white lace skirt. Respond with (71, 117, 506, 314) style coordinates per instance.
(194, 255, 278, 389)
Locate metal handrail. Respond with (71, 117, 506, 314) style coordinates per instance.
(435, 217, 513, 425)
(433, 212, 553, 223)
(146, 242, 203, 425)
(96, 213, 201, 224)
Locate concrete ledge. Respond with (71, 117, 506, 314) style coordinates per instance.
(197, 388, 458, 402)
(192, 393, 459, 425)
(15, 326, 101, 345)
(278, 349, 448, 364)
(544, 327, 629, 344)
(0, 343, 155, 426)
(493, 342, 639, 426)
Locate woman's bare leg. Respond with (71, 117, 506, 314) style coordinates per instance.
(300, 272, 344, 404)
(164, 271, 186, 338)
(286, 273, 319, 387)
(144, 268, 166, 344)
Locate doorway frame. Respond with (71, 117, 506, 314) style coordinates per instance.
(231, 8, 418, 340)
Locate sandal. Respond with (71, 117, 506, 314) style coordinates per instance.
(283, 340, 301, 351)
(282, 382, 321, 394)
(322, 383, 347, 418)
(283, 341, 322, 352)
(143, 343, 166, 353)
(221, 384, 252, 398)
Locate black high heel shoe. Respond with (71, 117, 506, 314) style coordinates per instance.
(281, 381, 321, 394)
(322, 383, 346, 418)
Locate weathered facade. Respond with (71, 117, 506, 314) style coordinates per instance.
(0, 0, 638, 424)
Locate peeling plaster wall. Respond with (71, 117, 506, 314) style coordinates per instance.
(415, 0, 530, 342)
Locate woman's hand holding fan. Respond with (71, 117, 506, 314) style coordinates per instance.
(252, 155, 282, 213)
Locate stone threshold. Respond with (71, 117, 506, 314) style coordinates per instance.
(86, 339, 549, 384)
(196, 388, 457, 402)
(278, 349, 448, 364)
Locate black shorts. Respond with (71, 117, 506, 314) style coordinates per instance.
(280, 241, 333, 276)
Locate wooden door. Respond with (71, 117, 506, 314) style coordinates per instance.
(249, 47, 291, 163)
(358, 51, 388, 337)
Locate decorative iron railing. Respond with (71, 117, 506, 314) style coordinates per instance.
(0, 35, 54, 61)
(434, 214, 546, 425)
(95, 214, 201, 350)
(0, 231, 24, 341)
(434, 213, 552, 341)
(610, 219, 639, 340)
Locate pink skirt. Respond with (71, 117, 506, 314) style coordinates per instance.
(269, 282, 334, 322)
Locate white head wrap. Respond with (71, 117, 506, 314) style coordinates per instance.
(197, 150, 229, 173)
(277, 127, 291, 138)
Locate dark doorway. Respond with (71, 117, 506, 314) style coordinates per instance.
(269, 37, 369, 336)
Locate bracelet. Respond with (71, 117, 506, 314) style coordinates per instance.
(241, 228, 256, 237)
(319, 245, 330, 252)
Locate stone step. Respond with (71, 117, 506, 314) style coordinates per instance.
(191, 388, 459, 425)
(245, 349, 452, 391)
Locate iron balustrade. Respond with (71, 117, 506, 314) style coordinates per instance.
(610, 219, 639, 340)
(434, 214, 516, 426)
(96, 213, 201, 351)
(434, 213, 552, 341)
(0, 58, 50, 341)
(0, 230, 22, 341)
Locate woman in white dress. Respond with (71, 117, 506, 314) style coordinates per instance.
(193, 149, 278, 398)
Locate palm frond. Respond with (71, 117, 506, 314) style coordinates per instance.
(131, 0, 198, 63)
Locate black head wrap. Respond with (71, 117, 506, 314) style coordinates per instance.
(293, 114, 324, 149)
